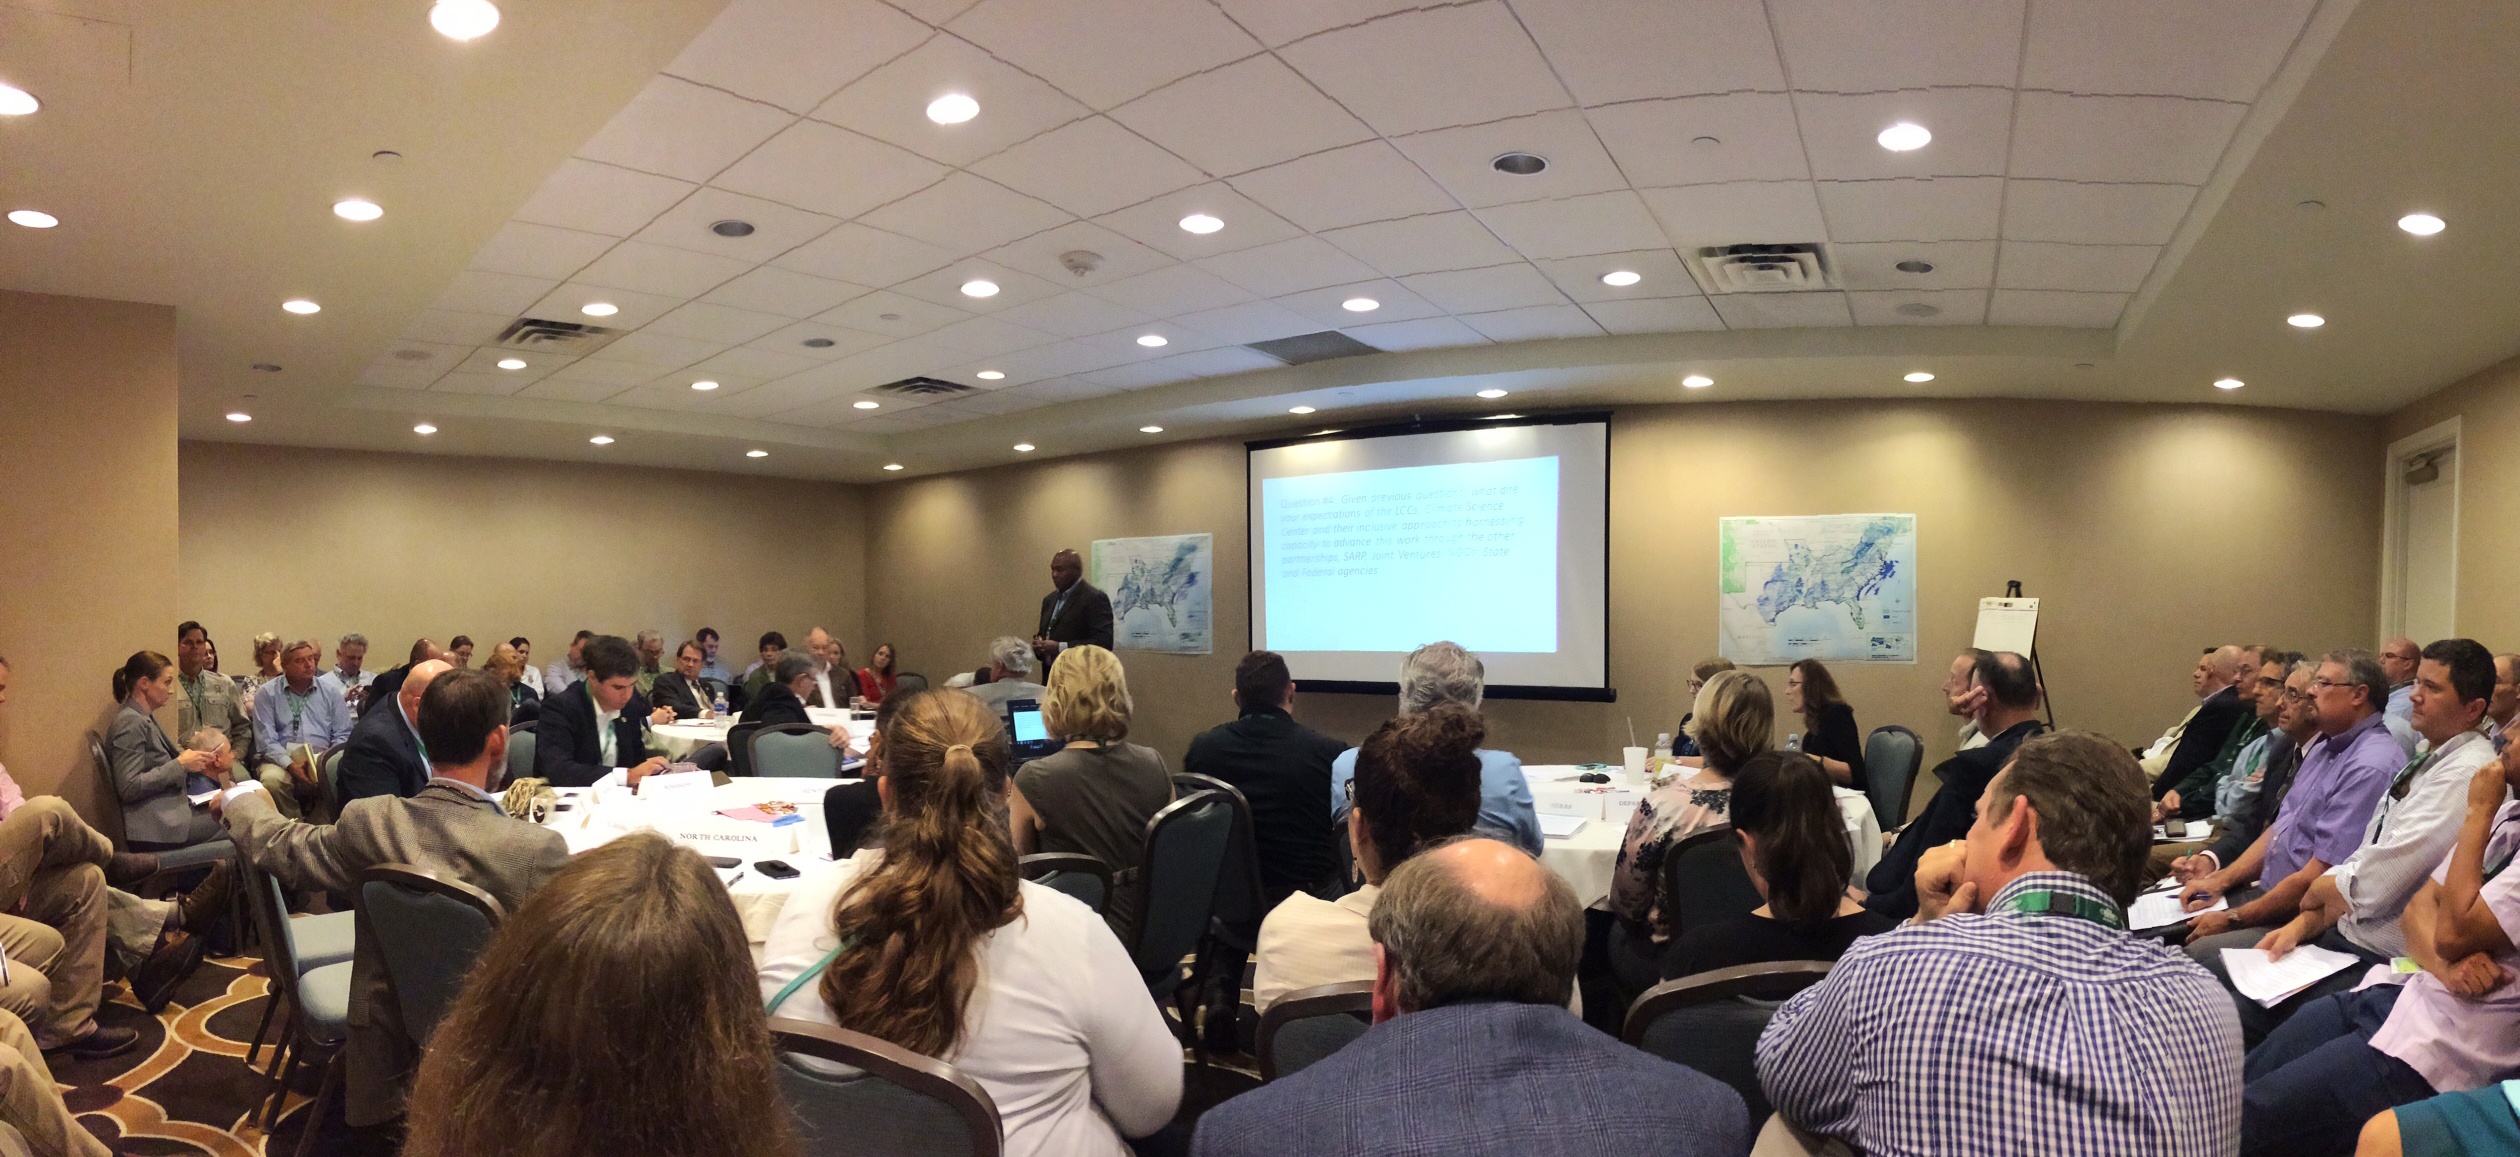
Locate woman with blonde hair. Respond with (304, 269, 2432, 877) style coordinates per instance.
(483, 641, 541, 726)
(1605, 668, 1774, 996)
(1005, 644, 1172, 935)
(758, 688, 1179, 1157)
(404, 832, 795, 1157)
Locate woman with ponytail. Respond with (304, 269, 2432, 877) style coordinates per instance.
(757, 688, 1180, 1157)
(1663, 750, 1893, 977)
(106, 650, 228, 848)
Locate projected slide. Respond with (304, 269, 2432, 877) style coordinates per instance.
(1261, 457, 1560, 653)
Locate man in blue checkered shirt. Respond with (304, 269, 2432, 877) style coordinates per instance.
(1759, 730, 2244, 1156)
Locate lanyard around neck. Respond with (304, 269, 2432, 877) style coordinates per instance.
(2001, 889, 2126, 931)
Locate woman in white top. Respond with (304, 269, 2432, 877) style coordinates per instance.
(758, 688, 1180, 1157)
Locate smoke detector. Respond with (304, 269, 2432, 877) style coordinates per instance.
(1059, 249, 1105, 277)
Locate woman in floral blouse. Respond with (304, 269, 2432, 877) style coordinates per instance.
(1607, 668, 1774, 997)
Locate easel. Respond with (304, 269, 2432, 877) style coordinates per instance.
(1975, 580, 2056, 726)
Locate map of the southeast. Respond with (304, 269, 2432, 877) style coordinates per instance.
(1115, 540, 1202, 627)
(1718, 515, 1917, 664)
(1092, 533, 1214, 655)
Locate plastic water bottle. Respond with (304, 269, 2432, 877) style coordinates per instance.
(1787, 732, 1802, 751)
(712, 689, 730, 716)
(1652, 732, 1672, 760)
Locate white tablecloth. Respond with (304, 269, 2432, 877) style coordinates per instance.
(649, 708, 873, 761)
(1523, 765, 1882, 908)
(536, 777, 846, 960)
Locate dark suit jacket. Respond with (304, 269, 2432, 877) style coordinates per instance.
(2203, 729, 2305, 867)
(506, 680, 542, 728)
(1192, 1001, 1748, 1157)
(1184, 707, 1347, 904)
(363, 662, 412, 718)
(2155, 684, 2249, 806)
(728, 683, 812, 777)
(335, 699, 430, 806)
(650, 670, 712, 720)
(1038, 579, 1115, 651)
(533, 682, 658, 787)
(1864, 718, 2049, 920)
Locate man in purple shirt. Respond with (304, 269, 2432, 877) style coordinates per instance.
(2182, 649, 2405, 1042)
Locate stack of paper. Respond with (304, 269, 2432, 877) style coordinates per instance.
(1538, 814, 1588, 839)
(2129, 889, 2226, 930)
(2222, 945, 2363, 1008)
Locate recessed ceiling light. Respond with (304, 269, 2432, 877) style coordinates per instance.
(691, 379, 719, 391)
(2287, 313, 2325, 328)
(1904, 371, 1935, 382)
(413, 423, 437, 435)
(581, 302, 618, 317)
(332, 199, 382, 221)
(1342, 297, 1379, 312)
(1477, 389, 1508, 399)
(961, 279, 1000, 298)
(710, 219, 755, 237)
(1179, 213, 1223, 234)
(1136, 334, 1168, 348)
(8, 210, 57, 229)
(802, 337, 835, 348)
(496, 357, 527, 370)
(1491, 152, 1547, 175)
(746, 449, 768, 458)
(853, 400, 880, 410)
(2398, 213, 2445, 236)
(281, 299, 320, 314)
(884, 463, 904, 471)
(1895, 260, 1935, 274)
(1012, 443, 1035, 452)
(589, 435, 614, 445)
(2214, 377, 2245, 390)
(1682, 375, 1713, 389)
(927, 93, 980, 124)
(1289, 405, 1316, 414)
(225, 412, 252, 423)
(428, 0, 500, 40)
(0, 84, 37, 116)
(1485, 413, 1522, 420)
(1600, 270, 1641, 287)
(1140, 425, 1164, 433)
(976, 370, 1005, 380)
(1877, 122, 1932, 151)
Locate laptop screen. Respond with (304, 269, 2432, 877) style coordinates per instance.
(1008, 700, 1049, 745)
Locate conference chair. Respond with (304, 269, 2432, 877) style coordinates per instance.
(502, 727, 535, 792)
(88, 730, 232, 874)
(314, 743, 347, 817)
(242, 877, 355, 1069)
(1623, 961, 1833, 1122)
(1019, 852, 1113, 915)
(748, 723, 841, 779)
(891, 672, 929, 695)
(1172, 772, 1263, 1053)
(237, 851, 351, 1135)
(1127, 789, 1235, 1026)
(1660, 826, 1764, 937)
(1256, 980, 1374, 1081)
(768, 1016, 1003, 1157)
(358, 864, 506, 1047)
(825, 780, 882, 858)
(1861, 725, 1925, 829)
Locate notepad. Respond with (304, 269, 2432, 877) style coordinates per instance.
(2222, 944, 2363, 1008)
(2129, 888, 2225, 930)
(1538, 814, 1587, 839)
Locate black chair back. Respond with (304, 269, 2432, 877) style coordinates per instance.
(1862, 725, 1925, 829)
(1623, 961, 1832, 1121)
(891, 673, 929, 696)
(358, 864, 506, 1046)
(1129, 789, 1235, 998)
(1172, 772, 1263, 946)
(1019, 852, 1113, 914)
(769, 1017, 1003, 1157)
(1661, 825, 1763, 936)
(1257, 980, 1374, 1081)
(825, 780, 883, 858)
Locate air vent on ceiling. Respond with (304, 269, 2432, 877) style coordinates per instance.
(871, 376, 978, 397)
(1693, 243, 1834, 294)
(1247, 331, 1381, 366)
(496, 317, 620, 353)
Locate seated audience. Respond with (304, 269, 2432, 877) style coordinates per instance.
(335, 659, 449, 805)
(759, 689, 1179, 1157)
(802, 627, 851, 708)
(107, 650, 230, 849)
(649, 639, 717, 720)
(737, 630, 786, 705)
(2385, 636, 2421, 722)
(1864, 650, 2048, 919)
(2239, 736, 2520, 1157)
(170, 621, 255, 768)
(1608, 669, 1769, 995)
(365, 636, 443, 710)
(967, 635, 1048, 723)
(728, 655, 818, 778)
(1673, 656, 1734, 759)
(535, 635, 674, 788)
(633, 630, 665, 695)
(821, 687, 929, 856)
(318, 632, 376, 715)
(1330, 641, 1542, 856)
(447, 634, 474, 668)
(1665, 751, 1895, 977)
(1185, 651, 1349, 908)
(2162, 645, 2279, 822)
(510, 636, 540, 695)
(543, 629, 592, 696)
(1760, 731, 2243, 1156)
(219, 667, 570, 1130)
(2201, 651, 2304, 840)
(404, 832, 795, 1157)
(249, 638, 352, 820)
(1787, 659, 1866, 789)
(2176, 658, 2319, 884)
(485, 641, 541, 727)
(1252, 705, 1485, 1011)
(2154, 644, 2256, 817)
(694, 626, 733, 685)
(2488, 653, 2519, 743)
(856, 642, 898, 705)
(1010, 644, 1171, 936)
(240, 631, 284, 695)
(1200, 838, 1748, 1157)
(1942, 646, 1994, 750)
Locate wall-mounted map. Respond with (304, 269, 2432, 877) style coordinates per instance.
(1718, 514, 1917, 665)
(1092, 533, 1214, 655)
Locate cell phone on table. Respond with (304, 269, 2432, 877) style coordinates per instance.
(703, 855, 740, 869)
(754, 859, 800, 880)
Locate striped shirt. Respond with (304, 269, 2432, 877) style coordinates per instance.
(1759, 871, 2243, 1157)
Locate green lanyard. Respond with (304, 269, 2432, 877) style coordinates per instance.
(765, 936, 854, 1014)
(284, 687, 307, 741)
(2002, 889, 2126, 931)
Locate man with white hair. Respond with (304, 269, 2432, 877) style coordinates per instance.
(633, 629, 666, 696)
(1327, 642, 1541, 856)
(968, 636, 1049, 724)
(2156, 645, 2266, 822)
(318, 632, 376, 714)
(801, 627, 849, 709)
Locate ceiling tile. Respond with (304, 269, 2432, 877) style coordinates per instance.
(400, 309, 515, 345)
(1083, 345, 1283, 389)
(432, 371, 531, 397)
(1338, 315, 1490, 351)
(2022, 0, 2319, 101)
(1170, 299, 1322, 345)
(1088, 264, 1257, 315)
(889, 263, 1069, 313)
(1709, 291, 1854, 328)
(790, 340, 965, 391)
(919, 314, 1058, 357)
(642, 302, 792, 344)
(1094, 182, 1307, 261)
(969, 116, 1208, 218)
(2009, 92, 2248, 184)
(630, 187, 841, 265)
(451, 348, 559, 382)
(574, 76, 798, 184)
(1209, 0, 1426, 47)
(981, 220, 1176, 288)
(892, 0, 980, 20)
(582, 331, 727, 368)
(1390, 109, 1628, 209)
(649, 368, 769, 398)
(1793, 89, 2017, 180)
(370, 339, 472, 370)
(2001, 180, 2195, 244)
(948, 0, 1263, 109)
(704, 377, 835, 417)
(748, 321, 892, 359)
(1227, 141, 1460, 232)
(429, 270, 559, 316)
(814, 289, 973, 337)
(606, 385, 715, 412)
(1511, 0, 1784, 104)
(1766, 0, 2025, 91)
(1459, 303, 1605, 342)
(517, 377, 626, 403)
(1817, 177, 2004, 242)
(1585, 94, 1810, 187)
(547, 357, 661, 385)
(1995, 241, 2164, 292)
(1274, 280, 1444, 328)
(811, 33, 1092, 166)
(514, 159, 697, 238)
(1828, 240, 1999, 290)
(1197, 235, 1384, 297)
(1075, 321, 1230, 360)
(688, 345, 825, 381)
(666, 0, 933, 114)
(1399, 263, 1570, 314)
(1987, 289, 2129, 327)
(1472, 191, 1669, 259)
(1320, 212, 1517, 277)
(951, 341, 1140, 383)
(700, 266, 873, 319)
(856, 172, 1073, 252)
(1109, 54, 1374, 177)
(773, 223, 960, 287)
(988, 291, 1157, 338)
(1640, 182, 1830, 248)
(1580, 295, 1725, 334)
(574, 240, 755, 299)
(357, 362, 446, 391)
(1846, 288, 1989, 325)
(1531, 249, 1694, 303)
(1278, 3, 1572, 135)
(525, 282, 684, 330)
(1002, 376, 1124, 403)
(949, 387, 1055, 415)
(710, 120, 951, 220)
(467, 221, 617, 281)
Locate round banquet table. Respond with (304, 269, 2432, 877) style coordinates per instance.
(648, 707, 871, 761)
(1522, 764, 1882, 908)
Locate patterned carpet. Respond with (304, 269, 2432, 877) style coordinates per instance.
(52, 952, 318, 1157)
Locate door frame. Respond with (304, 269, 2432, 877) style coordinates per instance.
(2380, 416, 2460, 643)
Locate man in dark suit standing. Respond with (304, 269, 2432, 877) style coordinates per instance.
(1032, 548, 1114, 670)
(1194, 838, 1748, 1156)
(334, 659, 449, 806)
(534, 635, 674, 788)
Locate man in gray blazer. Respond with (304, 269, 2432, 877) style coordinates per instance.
(217, 668, 568, 1129)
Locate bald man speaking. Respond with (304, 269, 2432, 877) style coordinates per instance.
(1033, 548, 1114, 670)
(336, 658, 450, 805)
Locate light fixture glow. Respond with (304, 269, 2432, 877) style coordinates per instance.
(1140, 425, 1164, 433)
(1682, 375, 1713, 389)
(332, 199, 383, 221)
(1179, 213, 1223, 234)
(884, 463, 904, 471)
(1477, 389, 1508, 399)
(0, 84, 37, 116)
(7, 210, 57, 229)
(2287, 313, 2325, 328)
(960, 279, 1000, 298)
(976, 370, 1005, 380)
(281, 299, 320, 315)
(1288, 405, 1316, 415)
(1877, 122, 1932, 151)
(1600, 270, 1642, 287)
(1341, 297, 1379, 312)
(687, 380, 719, 392)
(428, 0, 500, 40)
(1012, 443, 1036, 452)
(926, 93, 980, 125)
(1903, 371, 1935, 382)
(2398, 213, 2445, 236)
(496, 357, 527, 370)
(413, 423, 437, 435)
(2214, 377, 2245, 390)
(853, 400, 880, 410)
(580, 302, 618, 317)
(588, 435, 614, 445)
(746, 449, 768, 458)
(225, 412, 252, 423)
(1136, 334, 1168, 348)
